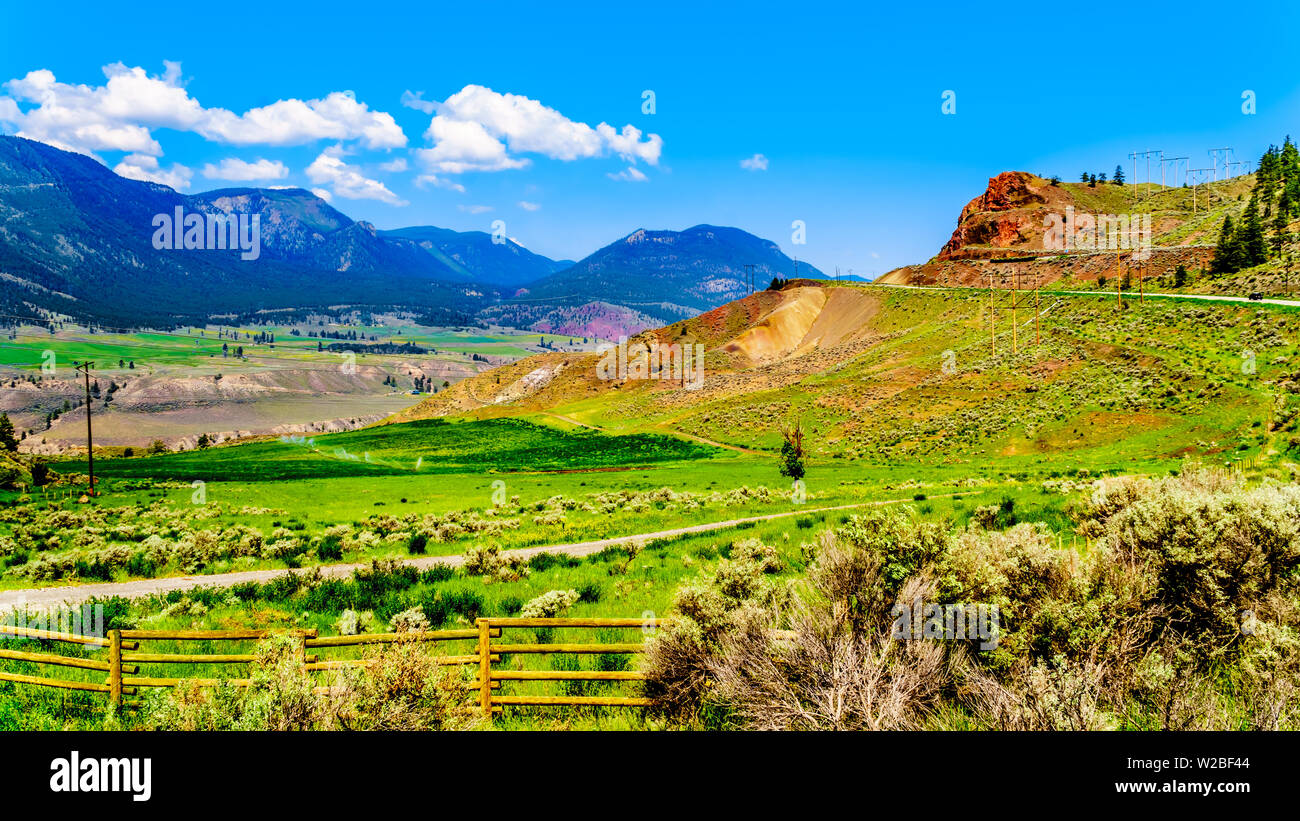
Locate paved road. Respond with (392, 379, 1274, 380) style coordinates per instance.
(0, 495, 962, 612)
(871, 281, 1300, 308)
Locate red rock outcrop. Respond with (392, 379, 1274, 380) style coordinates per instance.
(938, 171, 1052, 259)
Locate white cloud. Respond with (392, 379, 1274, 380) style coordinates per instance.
(400, 90, 437, 115)
(517, 200, 540, 211)
(1, 62, 407, 160)
(311, 187, 333, 202)
(414, 85, 661, 176)
(200, 91, 405, 149)
(740, 153, 769, 171)
(416, 116, 530, 174)
(113, 153, 193, 191)
(201, 157, 289, 182)
(306, 146, 407, 205)
(378, 157, 408, 173)
(414, 174, 466, 193)
(607, 165, 648, 183)
(0, 95, 22, 126)
(458, 204, 493, 214)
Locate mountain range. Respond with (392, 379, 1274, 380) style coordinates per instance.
(0, 135, 824, 336)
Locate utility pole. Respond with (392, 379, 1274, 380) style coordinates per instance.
(1135, 149, 1161, 199)
(1128, 151, 1140, 197)
(1011, 268, 1018, 354)
(988, 272, 996, 356)
(75, 361, 95, 496)
(1116, 251, 1124, 308)
(1209, 148, 1232, 182)
(1188, 167, 1212, 214)
(988, 264, 1041, 354)
(1163, 156, 1188, 189)
(1035, 284, 1041, 347)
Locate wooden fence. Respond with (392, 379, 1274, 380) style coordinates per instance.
(0, 617, 662, 719)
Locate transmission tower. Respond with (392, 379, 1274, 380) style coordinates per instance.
(1162, 156, 1188, 188)
(1209, 148, 1233, 182)
(1188, 167, 1213, 213)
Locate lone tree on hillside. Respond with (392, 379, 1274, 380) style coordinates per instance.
(0, 413, 16, 451)
(779, 421, 806, 480)
(1113, 165, 1125, 185)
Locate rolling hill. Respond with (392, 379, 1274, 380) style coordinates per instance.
(389, 278, 1300, 472)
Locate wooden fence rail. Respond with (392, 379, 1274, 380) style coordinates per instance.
(0, 617, 664, 720)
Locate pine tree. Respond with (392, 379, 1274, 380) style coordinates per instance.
(1211, 215, 1241, 275)
(1113, 165, 1125, 185)
(1273, 189, 1293, 257)
(1280, 136, 1300, 210)
(0, 413, 16, 451)
(1239, 192, 1269, 267)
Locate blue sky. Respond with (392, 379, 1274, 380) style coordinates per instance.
(3, 0, 1298, 276)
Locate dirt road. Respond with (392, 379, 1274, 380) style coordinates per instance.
(0, 496, 954, 612)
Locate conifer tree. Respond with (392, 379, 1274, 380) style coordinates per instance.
(1239, 192, 1269, 267)
(1211, 215, 1241, 274)
(0, 413, 16, 451)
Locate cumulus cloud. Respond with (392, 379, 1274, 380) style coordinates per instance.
(113, 153, 193, 191)
(306, 146, 407, 205)
(740, 153, 769, 171)
(607, 165, 647, 183)
(412, 85, 661, 176)
(201, 157, 289, 182)
(378, 157, 408, 173)
(1, 62, 406, 160)
(311, 187, 333, 202)
(517, 200, 540, 211)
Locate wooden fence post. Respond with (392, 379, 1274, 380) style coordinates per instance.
(107, 629, 122, 709)
(477, 619, 492, 719)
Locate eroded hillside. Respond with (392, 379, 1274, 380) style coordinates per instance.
(385, 281, 1300, 473)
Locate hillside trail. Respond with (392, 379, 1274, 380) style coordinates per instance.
(0, 493, 970, 612)
(663, 429, 765, 455)
(543, 410, 764, 455)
